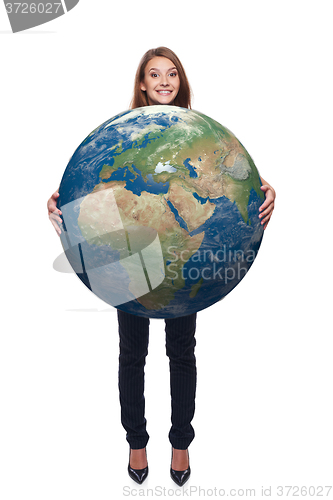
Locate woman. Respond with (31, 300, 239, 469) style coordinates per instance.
(47, 47, 276, 486)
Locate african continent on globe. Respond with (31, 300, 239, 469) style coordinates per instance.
(58, 105, 264, 318)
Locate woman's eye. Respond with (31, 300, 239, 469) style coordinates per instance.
(151, 73, 159, 78)
(169, 72, 177, 77)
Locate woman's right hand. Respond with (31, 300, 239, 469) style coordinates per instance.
(47, 190, 62, 236)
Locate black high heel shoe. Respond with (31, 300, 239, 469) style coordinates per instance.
(170, 447, 191, 486)
(128, 447, 148, 485)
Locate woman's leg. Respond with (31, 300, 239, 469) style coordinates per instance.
(118, 309, 150, 450)
(165, 313, 197, 450)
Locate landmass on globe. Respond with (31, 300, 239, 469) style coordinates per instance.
(58, 106, 264, 318)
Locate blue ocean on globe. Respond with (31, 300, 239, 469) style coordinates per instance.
(58, 105, 264, 318)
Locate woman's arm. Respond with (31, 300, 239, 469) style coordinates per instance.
(259, 176, 276, 230)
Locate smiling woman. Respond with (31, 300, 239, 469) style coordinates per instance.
(130, 46, 192, 108)
(47, 45, 276, 489)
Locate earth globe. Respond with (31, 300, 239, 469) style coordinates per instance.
(57, 105, 264, 318)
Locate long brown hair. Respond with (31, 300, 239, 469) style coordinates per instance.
(130, 47, 192, 110)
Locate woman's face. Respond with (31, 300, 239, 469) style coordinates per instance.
(140, 56, 180, 106)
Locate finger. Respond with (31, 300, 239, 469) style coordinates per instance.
(49, 210, 63, 235)
(49, 212, 63, 224)
(263, 218, 271, 230)
(260, 185, 275, 205)
(48, 209, 62, 218)
(259, 207, 273, 220)
(50, 217, 62, 235)
(260, 185, 271, 197)
(260, 212, 272, 227)
(259, 202, 274, 219)
(259, 199, 268, 212)
(259, 194, 274, 212)
(47, 202, 59, 214)
(48, 204, 62, 214)
(259, 194, 273, 211)
(260, 205, 273, 220)
(47, 193, 61, 213)
(261, 184, 275, 197)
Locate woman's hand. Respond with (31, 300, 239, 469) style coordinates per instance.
(47, 190, 62, 236)
(259, 178, 276, 230)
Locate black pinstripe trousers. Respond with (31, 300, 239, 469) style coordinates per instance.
(117, 309, 197, 450)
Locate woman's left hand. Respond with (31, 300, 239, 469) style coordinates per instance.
(259, 181, 276, 230)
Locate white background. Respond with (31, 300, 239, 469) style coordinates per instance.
(1, 1, 332, 498)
